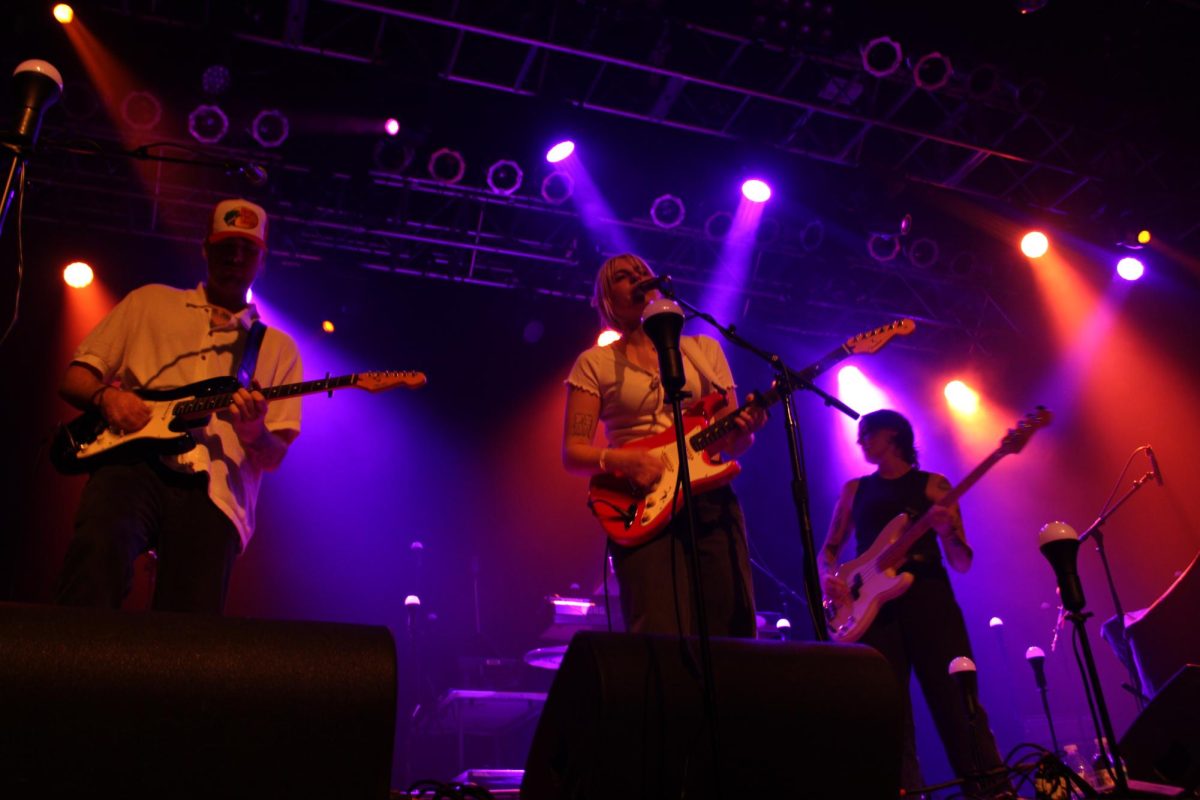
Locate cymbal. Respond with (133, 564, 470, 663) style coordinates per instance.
(523, 644, 567, 671)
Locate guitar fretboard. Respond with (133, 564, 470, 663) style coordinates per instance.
(172, 374, 359, 417)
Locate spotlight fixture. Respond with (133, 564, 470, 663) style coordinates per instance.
(862, 36, 902, 78)
(251, 109, 289, 148)
(63, 261, 93, 288)
(755, 218, 782, 245)
(867, 233, 901, 262)
(201, 64, 231, 96)
(944, 380, 980, 415)
(545, 140, 575, 163)
(908, 237, 940, 269)
(1015, 79, 1047, 112)
(650, 194, 685, 229)
(428, 147, 466, 184)
(486, 159, 524, 195)
(384, 118, 400, 136)
(120, 90, 162, 131)
(187, 104, 229, 145)
(1020, 231, 1049, 259)
(373, 138, 415, 172)
(1116, 257, 1144, 281)
(53, 4, 74, 23)
(913, 52, 952, 92)
(704, 211, 733, 240)
(799, 220, 825, 252)
(1016, 0, 1049, 13)
(540, 171, 574, 205)
(950, 251, 977, 276)
(967, 64, 998, 99)
(741, 179, 772, 203)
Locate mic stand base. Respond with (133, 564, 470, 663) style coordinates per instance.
(1067, 609, 1136, 796)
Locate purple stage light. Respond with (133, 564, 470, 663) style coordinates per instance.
(384, 118, 400, 136)
(545, 140, 575, 163)
(741, 179, 772, 203)
(1116, 256, 1144, 281)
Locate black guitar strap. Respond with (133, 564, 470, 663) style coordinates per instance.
(237, 321, 268, 389)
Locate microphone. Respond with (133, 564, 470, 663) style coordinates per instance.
(9, 60, 64, 145)
(1038, 521, 1086, 613)
(948, 656, 979, 720)
(1025, 646, 1047, 690)
(642, 296, 687, 393)
(1146, 446, 1164, 486)
(632, 275, 673, 301)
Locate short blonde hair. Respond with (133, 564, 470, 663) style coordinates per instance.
(591, 253, 653, 333)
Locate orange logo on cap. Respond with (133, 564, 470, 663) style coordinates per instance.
(222, 207, 260, 230)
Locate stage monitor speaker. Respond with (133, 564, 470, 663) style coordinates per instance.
(1120, 664, 1200, 792)
(0, 602, 397, 799)
(521, 632, 902, 799)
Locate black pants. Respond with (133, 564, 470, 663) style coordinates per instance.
(57, 460, 241, 614)
(860, 575, 1009, 796)
(610, 486, 756, 638)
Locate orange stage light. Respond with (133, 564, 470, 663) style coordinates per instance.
(944, 380, 980, 415)
(321, 320, 335, 334)
(63, 261, 93, 288)
(53, 4, 74, 23)
(1020, 231, 1049, 259)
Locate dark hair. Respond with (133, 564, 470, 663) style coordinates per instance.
(859, 409, 919, 466)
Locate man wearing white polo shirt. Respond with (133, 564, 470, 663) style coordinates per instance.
(56, 198, 302, 613)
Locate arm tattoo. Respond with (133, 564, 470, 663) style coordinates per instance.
(570, 413, 597, 439)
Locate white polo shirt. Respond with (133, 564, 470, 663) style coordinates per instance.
(71, 283, 303, 549)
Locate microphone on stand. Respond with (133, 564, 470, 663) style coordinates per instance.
(1038, 521, 1086, 613)
(1025, 646, 1047, 690)
(949, 656, 979, 720)
(632, 274, 674, 301)
(642, 295, 687, 394)
(8, 60, 63, 145)
(1146, 446, 1164, 486)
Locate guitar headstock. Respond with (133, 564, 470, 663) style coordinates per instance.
(845, 319, 916, 355)
(354, 371, 428, 392)
(999, 406, 1053, 455)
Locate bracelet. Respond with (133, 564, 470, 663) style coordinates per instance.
(598, 448, 610, 472)
(89, 385, 112, 409)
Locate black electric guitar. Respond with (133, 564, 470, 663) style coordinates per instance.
(50, 371, 427, 474)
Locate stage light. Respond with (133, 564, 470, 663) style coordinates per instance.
(120, 91, 162, 131)
(1137, 229, 1151, 245)
(799, 220, 825, 252)
(944, 380, 980, 415)
(741, 179, 772, 203)
(53, 4, 73, 23)
(486, 159, 524, 195)
(322, 320, 335, 334)
(384, 118, 400, 136)
(989, 617, 1004, 627)
(540, 171, 574, 205)
(908, 237, 940, 269)
(867, 233, 901, 262)
(1020, 231, 1049, 258)
(837, 366, 887, 414)
(1116, 257, 1144, 281)
(545, 140, 575, 163)
(597, 329, 621, 347)
(967, 64, 998, 99)
(187, 104, 228, 145)
(201, 64, 231, 96)
(428, 147, 465, 183)
(373, 138, 415, 172)
(704, 211, 732, 240)
(913, 52, 953, 92)
(251, 109, 289, 148)
(650, 194, 685, 229)
(245, 288, 253, 304)
(63, 261, 93, 288)
(862, 36, 902, 78)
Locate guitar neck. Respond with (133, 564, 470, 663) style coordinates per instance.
(689, 385, 782, 452)
(173, 374, 361, 418)
(883, 449, 1009, 563)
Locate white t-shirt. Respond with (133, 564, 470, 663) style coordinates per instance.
(71, 283, 303, 549)
(566, 334, 735, 447)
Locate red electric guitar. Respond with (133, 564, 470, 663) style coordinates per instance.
(587, 319, 915, 546)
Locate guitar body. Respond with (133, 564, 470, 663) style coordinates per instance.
(587, 394, 741, 547)
(823, 512, 915, 643)
(51, 378, 239, 474)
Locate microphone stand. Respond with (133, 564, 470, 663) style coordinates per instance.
(0, 141, 27, 239)
(667, 292, 858, 641)
(1077, 470, 1156, 714)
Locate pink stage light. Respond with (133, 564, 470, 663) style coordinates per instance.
(741, 179, 772, 203)
(384, 118, 400, 136)
(1116, 257, 1144, 281)
(545, 140, 575, 163)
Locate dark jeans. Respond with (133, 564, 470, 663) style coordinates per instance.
(610, 486, 756, 638)
(860, 575, 1010, 797)
(57, 460, 241, 614)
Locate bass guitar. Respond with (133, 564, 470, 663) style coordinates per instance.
(587, 319, 915, 546)
(822, 406, 1052, 643)
(50, 370, 427, 474)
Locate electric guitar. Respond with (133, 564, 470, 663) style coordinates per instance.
(50, 370, 427, 474)
(587, 319, 916, 547)
(823, 406, 1052, 643)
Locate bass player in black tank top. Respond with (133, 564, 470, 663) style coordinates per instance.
(819, 410, 1013, 799)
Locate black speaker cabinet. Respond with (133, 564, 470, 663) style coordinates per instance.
(0, 602, 397, 798)
(1120, 664, 1200, 792)
(521, 632, 902, 799)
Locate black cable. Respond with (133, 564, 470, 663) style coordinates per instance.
(0, 160, 27, 349)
